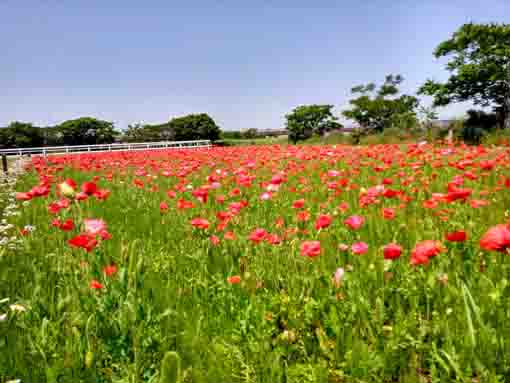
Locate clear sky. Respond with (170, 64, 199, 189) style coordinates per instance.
(1, 1, 509, 131)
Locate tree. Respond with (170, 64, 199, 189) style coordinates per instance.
(419, 23, 510, 130)
(221, 131, 242, 140)
(342, 74, 419, 133)
(418, 105, 438, 128)
(122, 114, 221, 143)
(0, 121, 44, 148)
(57, 117, 117, 145)
(285, 105, 340, 144)
(168, 113, 221, 141)
(242, 128, 258, 139)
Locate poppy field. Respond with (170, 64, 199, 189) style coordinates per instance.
(3, 143, 510, 382)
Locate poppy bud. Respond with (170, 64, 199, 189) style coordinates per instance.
(59, 180, 76, 198)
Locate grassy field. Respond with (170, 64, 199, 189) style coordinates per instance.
(2, 143, 510, 382)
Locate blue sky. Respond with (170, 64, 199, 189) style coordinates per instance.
(1, 1, 509, 131)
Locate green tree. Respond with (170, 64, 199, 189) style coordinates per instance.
(461, 109, 499, 144)
(123, 123, 149, 142)
(342, 74, 419, 133)
(42, 126, 64, 146)
(419, 23, 510, 130)
(168, 113, 221, 141)
(57, 117, 117, 145)
(123, 114, 221, 143)
(285, 105, 340, 144)
(0, 121, 44, 148)
(242, 128, 258, 139)
(221, 131, 242, 139)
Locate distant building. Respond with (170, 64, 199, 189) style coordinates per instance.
(324, 125, 358, 136)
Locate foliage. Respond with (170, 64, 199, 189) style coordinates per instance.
(0, 122, 44, 149)
(419, 23, 510, 129)
(221, 131, 243, 140)
(285, 105, 341, 143)
(461, 110, 499, 144)
(123, 123, 163, 143)
(465, 109, 499, 132)
(242, 128, 258, 139)
(123, 114, 221, 143)
(57, 117, 117, 146)
(343, 74, 419, 133)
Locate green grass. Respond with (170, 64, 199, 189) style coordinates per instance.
(2, 144, 510, 382)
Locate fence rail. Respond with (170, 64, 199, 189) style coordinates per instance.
(0, 140, 212, 157)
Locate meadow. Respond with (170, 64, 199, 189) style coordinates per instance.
(2, 143, 510, 382)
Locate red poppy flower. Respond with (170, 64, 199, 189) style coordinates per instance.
(266, 233, 282, 245)
(224, 231, 236, 240)
(351, 242, 368, 255)
(446, 230, 467, 242)
(48, 202, 62, 215)
(90, 279, 103, 290)
(249, 228, 268, 243)
(292, 199, 305, 209)
(315, 214, 332, 230)
(382, 208, 396, 220)
(480, 224, 510, 253)
(383, 243, 402, 260)
(99, 230, 112, 240)
(446, 188, 472, 203)
(190, 218, 210, 230)
(297, 210, 310, 222)
(16, 192, 33, 201)
(103, 264, 118, 277)
(338, 202, 349, 212)
(411, 240, 443, 266)
(423, 199, 439, 209)
(227, 275, 241, 284)
(60, 219, 75, 232)
(300, 240, 321, 257)
(69, 234, 98, 252)
(81, 182, 98, 195)
(210, 235, 220, 246)
(470, 199, 489, 208)
(192, 188, 209, 203)
(159, 201, 169, 212)
(84, 219, 107, 236)
(383, 189, 400, 198)
(177, 198, 194, 209)
(344, 215, 365, 230)
(93, 189, 110, 200)
(30, 185, 50, 197)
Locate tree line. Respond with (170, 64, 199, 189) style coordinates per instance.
(1, 22, 509, 148)
(0, 113, 221, 149)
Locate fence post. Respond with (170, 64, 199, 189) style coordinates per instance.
(2, 155, 7, 175)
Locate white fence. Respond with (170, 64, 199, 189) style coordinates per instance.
(0, 140, 212, 157)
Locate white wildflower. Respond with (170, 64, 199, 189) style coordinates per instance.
(9, 304, 27, 312)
